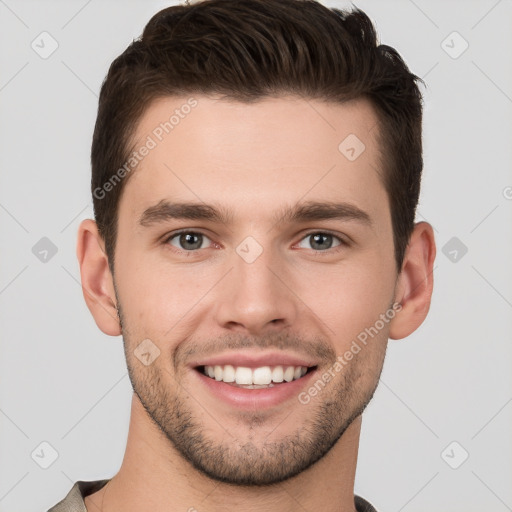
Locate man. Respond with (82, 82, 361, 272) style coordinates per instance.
(48, 0, 435, 510)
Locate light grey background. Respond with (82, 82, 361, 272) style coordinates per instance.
(1, 1, 511, 511)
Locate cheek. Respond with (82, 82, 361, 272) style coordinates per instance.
(116, 256, 215, 338)
(300, 259, 395, 345)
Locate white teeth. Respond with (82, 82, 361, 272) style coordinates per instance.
(223, 364, 235, 383)
(283, 366, 295, 382)
(271, 366, 284, 383)
(253, 366, 272, 385)
(235, 367, 253, 385)
(203, 364, 309, 385)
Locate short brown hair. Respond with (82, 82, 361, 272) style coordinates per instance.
(91, 0, 424, 272)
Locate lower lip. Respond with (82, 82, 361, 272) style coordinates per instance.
(193, 368, 317, 410)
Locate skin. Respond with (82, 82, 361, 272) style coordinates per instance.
(77, 95, 435, 512)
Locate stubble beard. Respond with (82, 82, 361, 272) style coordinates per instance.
(115, 294, 386, 486)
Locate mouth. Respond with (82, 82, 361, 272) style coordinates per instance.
(190, 351, 320, 409)
(197, 364, 317, 389)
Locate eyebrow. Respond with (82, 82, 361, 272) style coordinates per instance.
(138, 199, 372, 228)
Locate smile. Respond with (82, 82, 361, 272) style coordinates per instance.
(192, 360, 318, 408)
(200, 364, 313, 388)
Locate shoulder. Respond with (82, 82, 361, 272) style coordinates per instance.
(47, 480, 110, 512)
(355, 494, 379, 512)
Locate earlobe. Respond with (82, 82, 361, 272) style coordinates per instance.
(389, 221, 436, 340)
(76, 219, 122, 336)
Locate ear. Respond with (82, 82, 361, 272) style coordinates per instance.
(76, 219, 121, 336)
(389, 221, 436, 340)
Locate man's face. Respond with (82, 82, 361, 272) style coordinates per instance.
(113, 95, 398, 485)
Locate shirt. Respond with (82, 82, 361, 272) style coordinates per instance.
(47, 479, 378, 511)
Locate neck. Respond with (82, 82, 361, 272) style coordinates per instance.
(89, 394, 361, 512)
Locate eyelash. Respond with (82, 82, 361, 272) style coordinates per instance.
(163, 229, 349, 255)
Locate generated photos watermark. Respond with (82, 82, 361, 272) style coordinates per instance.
(93, 97, 198, 200)
(298, 302, 402, 405)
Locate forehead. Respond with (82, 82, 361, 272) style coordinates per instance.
(121, 94, 388, 225)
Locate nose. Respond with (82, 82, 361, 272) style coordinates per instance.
(213, 241, 299, 335)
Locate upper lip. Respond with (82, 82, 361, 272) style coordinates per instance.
(190, 350, 318, 369)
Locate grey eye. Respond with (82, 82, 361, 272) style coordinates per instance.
(297, 233, 342, 251)
(168, 232, 212, 251)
